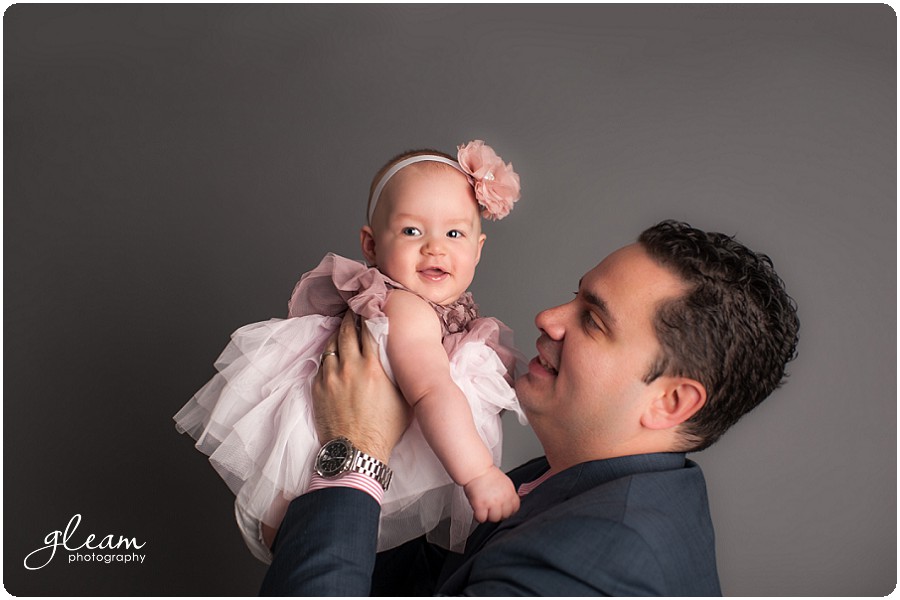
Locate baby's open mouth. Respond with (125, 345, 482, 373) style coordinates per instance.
(419, 268, 449, 280)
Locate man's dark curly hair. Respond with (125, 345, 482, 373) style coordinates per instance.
(638, 220, 800, 452)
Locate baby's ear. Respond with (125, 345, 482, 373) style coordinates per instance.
(475, 233, 486, 266)
(360, 226, 377, 265)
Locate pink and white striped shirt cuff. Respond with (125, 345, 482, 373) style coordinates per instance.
(309, 472, 386, 504)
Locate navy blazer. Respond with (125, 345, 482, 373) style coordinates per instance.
(260, 453, 721, 596)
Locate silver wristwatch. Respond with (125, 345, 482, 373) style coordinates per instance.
(314, 436, 393, 491)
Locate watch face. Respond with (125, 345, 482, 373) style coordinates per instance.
(316, 438, 352, 477)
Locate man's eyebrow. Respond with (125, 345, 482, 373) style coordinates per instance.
(577, 277, 618, 330)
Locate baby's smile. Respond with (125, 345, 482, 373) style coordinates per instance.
(418, 267, 450, 282)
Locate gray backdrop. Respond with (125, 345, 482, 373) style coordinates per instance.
(6, 4, 896, 596)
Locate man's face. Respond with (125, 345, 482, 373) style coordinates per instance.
(516, 244, 688, 453)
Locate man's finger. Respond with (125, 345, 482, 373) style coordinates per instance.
(358, 317, 379, 359)
(337, 311, 361, 359)
(322, 328, 339, 355)
(316, 330, 339, 382)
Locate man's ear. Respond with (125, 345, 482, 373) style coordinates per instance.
(360, 226, 377, 265)
(641, 377, 707, 431)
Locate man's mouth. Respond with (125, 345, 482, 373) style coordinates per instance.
(537, 355, 558, 376)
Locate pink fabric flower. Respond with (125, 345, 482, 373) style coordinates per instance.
(457, 140, 521, 221)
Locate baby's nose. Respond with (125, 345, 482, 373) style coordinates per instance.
(423, 238, 446, 254)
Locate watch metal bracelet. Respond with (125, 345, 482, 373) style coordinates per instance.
(353, 450, 393, 491)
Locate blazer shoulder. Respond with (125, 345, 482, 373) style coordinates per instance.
(516, 463, 720, 595)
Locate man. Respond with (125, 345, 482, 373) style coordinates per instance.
(260, 220, 799, 595)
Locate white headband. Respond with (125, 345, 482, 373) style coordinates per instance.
(367, 155, 471, 224)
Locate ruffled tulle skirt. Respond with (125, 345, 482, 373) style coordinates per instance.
(174, 313, 524, 562)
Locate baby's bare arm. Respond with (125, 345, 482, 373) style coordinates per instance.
(384, 292, 519, 520)
(383, 291, 495, 486)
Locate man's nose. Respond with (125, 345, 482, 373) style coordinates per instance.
(535, 302, 569, 341)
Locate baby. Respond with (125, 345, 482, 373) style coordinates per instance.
(175, 140, 525, 562)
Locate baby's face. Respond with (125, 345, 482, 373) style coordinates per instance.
(363, 165, 486, 306)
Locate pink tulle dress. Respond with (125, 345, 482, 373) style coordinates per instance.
(174, 253, 526, 562)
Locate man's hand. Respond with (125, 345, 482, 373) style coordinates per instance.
(313, 312, 411, 464)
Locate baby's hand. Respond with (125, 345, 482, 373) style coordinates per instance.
(463, 465, 520, 523)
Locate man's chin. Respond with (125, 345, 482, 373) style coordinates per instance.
(513, 374, 542, 408)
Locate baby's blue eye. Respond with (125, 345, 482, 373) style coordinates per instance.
(447, 230, 463, 239)
(401, 227, 421, 236)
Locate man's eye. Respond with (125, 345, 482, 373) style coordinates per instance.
(582, 311, 603, 332)
(447, 230, 463, 239)
(401, 227, 421, 236)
